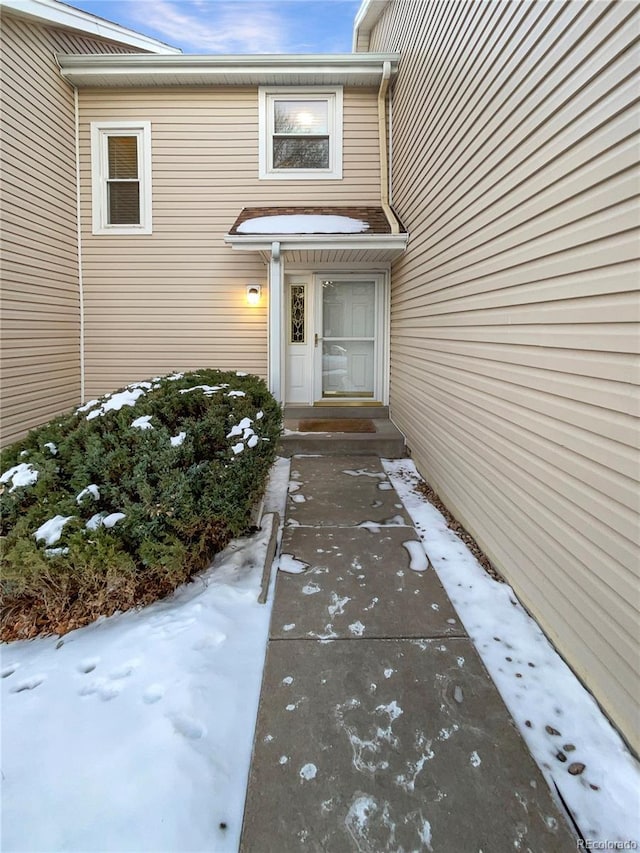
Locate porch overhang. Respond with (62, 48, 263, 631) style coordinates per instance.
(224, 206, 407, 262)
(225, 233, 407, 261)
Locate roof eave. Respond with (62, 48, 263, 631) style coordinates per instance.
(57, 52, 400, 87)
(352, 0, 390, 52)
(0, 0, 181, 54)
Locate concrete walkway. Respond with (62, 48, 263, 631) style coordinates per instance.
(241, 456, 576, 852)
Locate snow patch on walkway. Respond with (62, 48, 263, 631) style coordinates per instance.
(402, 539, 430, 572)
(278, 554, 309, 574)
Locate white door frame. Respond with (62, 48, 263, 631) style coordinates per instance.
(268, 241, 283, 402)
(282, 269, 389, 406)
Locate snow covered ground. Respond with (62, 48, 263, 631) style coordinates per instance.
(3, 453, 638, 850)
(1, 458, 290, 853)
(383, 458, 640, 846)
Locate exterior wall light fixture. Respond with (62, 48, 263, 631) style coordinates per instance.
(246, 284, 261, 306)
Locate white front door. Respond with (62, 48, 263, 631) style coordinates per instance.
(284, 273, 386, 405)
(284, 277, 313, 403)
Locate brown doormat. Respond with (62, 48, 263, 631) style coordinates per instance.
(298, 418, 376, 433)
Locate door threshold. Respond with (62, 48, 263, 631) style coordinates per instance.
(313, 400, 383, 407)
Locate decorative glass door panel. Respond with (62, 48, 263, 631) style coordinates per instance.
(321, 280, 376, 398)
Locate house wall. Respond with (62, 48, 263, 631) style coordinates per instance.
(0, 11, 143, 447)
(77, 87, 381, 399)
(368, 0, 640, 751)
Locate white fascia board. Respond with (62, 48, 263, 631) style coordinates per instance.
(57, 52, 400, 86)
(224, 234, 407, 252)
(58, 52, 399, 69)
(352, 0, 390, 52)
(0, 0, 181, 53)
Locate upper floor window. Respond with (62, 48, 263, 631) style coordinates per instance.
(258, 87, 343, 180)
(90, 121, 152, 234)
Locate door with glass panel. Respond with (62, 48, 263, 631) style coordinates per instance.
(284, 278, 314, 403)
(316, 276, 381, 401)
(284, 274, 384, 404)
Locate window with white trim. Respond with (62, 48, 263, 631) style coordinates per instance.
(90, 121, 152, 234)
(258, 87, 343, 180)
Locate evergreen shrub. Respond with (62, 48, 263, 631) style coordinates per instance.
(0, 369, 281, 640)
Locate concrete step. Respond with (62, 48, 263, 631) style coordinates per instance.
(279, 418, 406, 458)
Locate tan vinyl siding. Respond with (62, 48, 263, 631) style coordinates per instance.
(44, 28, 144, 55)
(0, 12, 149, 447)
(369, 0, 640, 751)
(77, 87, 381, 397)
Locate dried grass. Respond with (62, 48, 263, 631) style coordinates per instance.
(1, 573, 180, 642)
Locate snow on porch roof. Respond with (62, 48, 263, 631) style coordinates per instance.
(228, 207, 402, 236)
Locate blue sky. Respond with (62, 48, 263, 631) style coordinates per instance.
(63, 0, 363, 53)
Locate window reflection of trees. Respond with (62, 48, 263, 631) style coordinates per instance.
(272, 110, 329, 169)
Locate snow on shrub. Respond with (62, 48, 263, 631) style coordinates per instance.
(0, 369, 281, 640)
